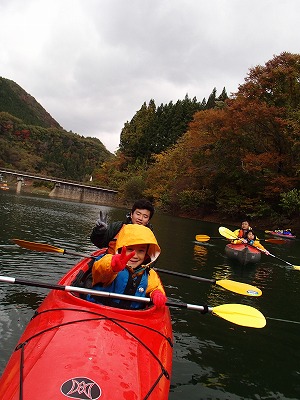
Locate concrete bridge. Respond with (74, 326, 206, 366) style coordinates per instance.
(0, 169, 118, 205)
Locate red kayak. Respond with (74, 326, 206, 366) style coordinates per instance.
(0, 250, 173, 400)
(265, 230, 296, 240)
(225, 243, 261, 265)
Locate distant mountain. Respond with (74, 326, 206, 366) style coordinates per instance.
(0, 77, 113, 182)
(0, 77, 62, 128)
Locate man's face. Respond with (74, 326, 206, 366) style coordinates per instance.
(131, 208, 151, 226)
(241, 221, 250, 230)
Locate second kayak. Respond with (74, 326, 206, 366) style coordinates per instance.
(225, 243, 261, 266)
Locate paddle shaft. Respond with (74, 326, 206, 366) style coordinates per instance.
(12, 238, 263, 295)
(240, 243, 293, 265)
(0, 273, 267, 327)
(12, 239, 215, 284)
(64, 249, 93, 258)
(13, 239, 216, 284)
(266, 252, 294, 267)
(9, 238, 267, 326)
(0, 275, 211, 313)
(239, 239, 295, 267)
(154, 267, 215, 284)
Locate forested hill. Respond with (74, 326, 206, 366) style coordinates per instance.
(0, 77, 61, 129)
(0, 77, 112, 182)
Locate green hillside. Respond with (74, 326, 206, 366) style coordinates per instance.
(0, 77, 61, 128)
(0, 77, 113, 182)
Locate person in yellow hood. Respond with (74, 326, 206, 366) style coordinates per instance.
(88, 224, 167, 309)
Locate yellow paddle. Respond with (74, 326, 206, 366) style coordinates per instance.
(12, 239, 262, 297)
(0, 274, 266, 328)
(195, 234, 284, 244)
(212, 304, 266, 328)
(218, 227, 300, 270)
(155, 267, 262, 296)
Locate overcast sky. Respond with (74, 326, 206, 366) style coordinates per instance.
(1, 0, 299, 153)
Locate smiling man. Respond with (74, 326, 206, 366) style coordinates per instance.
(90, 199, 155, 253)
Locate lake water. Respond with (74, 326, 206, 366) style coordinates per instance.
(0, 190, 300, 399)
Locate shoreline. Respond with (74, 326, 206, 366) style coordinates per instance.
(9, 184, 300, 235)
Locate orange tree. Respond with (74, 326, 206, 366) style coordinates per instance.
(145, 52, 300, 219)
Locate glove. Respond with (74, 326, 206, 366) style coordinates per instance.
(151, 290, 167, 308)
(95, 210, 108, 229)
(264, 250, 270, 255)
(111, 246, 135, 272)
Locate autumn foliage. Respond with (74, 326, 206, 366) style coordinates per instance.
(96, 53, 300, 221)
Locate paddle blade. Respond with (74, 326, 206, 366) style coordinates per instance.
(195, 235, 210, 242)
(12, 239, 64, 254)
(216, 280, 262, 297)
(218, 227, 238, 240)
(293, 266, 300, 271)
(212, 304, 266, 328)
(265, 238, 286, 244)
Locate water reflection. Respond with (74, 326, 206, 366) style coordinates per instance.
(1, 290, 44, 308)
(193, 243, 208, 266)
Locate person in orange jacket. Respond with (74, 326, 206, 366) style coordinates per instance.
(87, 224, 167, 310)
(233, 219, 252, 239)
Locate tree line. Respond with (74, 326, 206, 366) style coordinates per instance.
(1, 53, 299, 225)
(93, 52, 300, 224)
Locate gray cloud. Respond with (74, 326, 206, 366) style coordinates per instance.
(1, 0, 299, 152)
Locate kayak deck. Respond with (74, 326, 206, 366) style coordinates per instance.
(0, 252, 173, 400)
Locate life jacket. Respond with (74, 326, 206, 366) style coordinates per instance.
(283, 230, 292, 235)
(90, 224, 162, 308)
(237, 229, 245, 238)
(87, 268, 149, 309)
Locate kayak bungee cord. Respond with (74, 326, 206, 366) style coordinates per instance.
(14, 307, 173, 400)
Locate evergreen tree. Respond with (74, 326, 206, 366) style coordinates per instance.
(206, 88, 217, 109)
(119, 95, 204, 162)
(218, 87, 228, 101)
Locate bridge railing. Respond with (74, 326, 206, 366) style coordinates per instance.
(0, 168, 117, 193)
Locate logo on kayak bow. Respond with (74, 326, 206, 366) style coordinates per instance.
(61, 377, 102, 399)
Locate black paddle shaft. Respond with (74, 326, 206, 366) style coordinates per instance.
(155, 267, 215, 284)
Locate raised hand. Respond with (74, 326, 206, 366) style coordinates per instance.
(95, 210, 108, 228)
(112, 246, 136, 272)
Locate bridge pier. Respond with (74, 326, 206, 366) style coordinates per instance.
(16, 177, 24, 194)
(49, 182, 117, 205)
